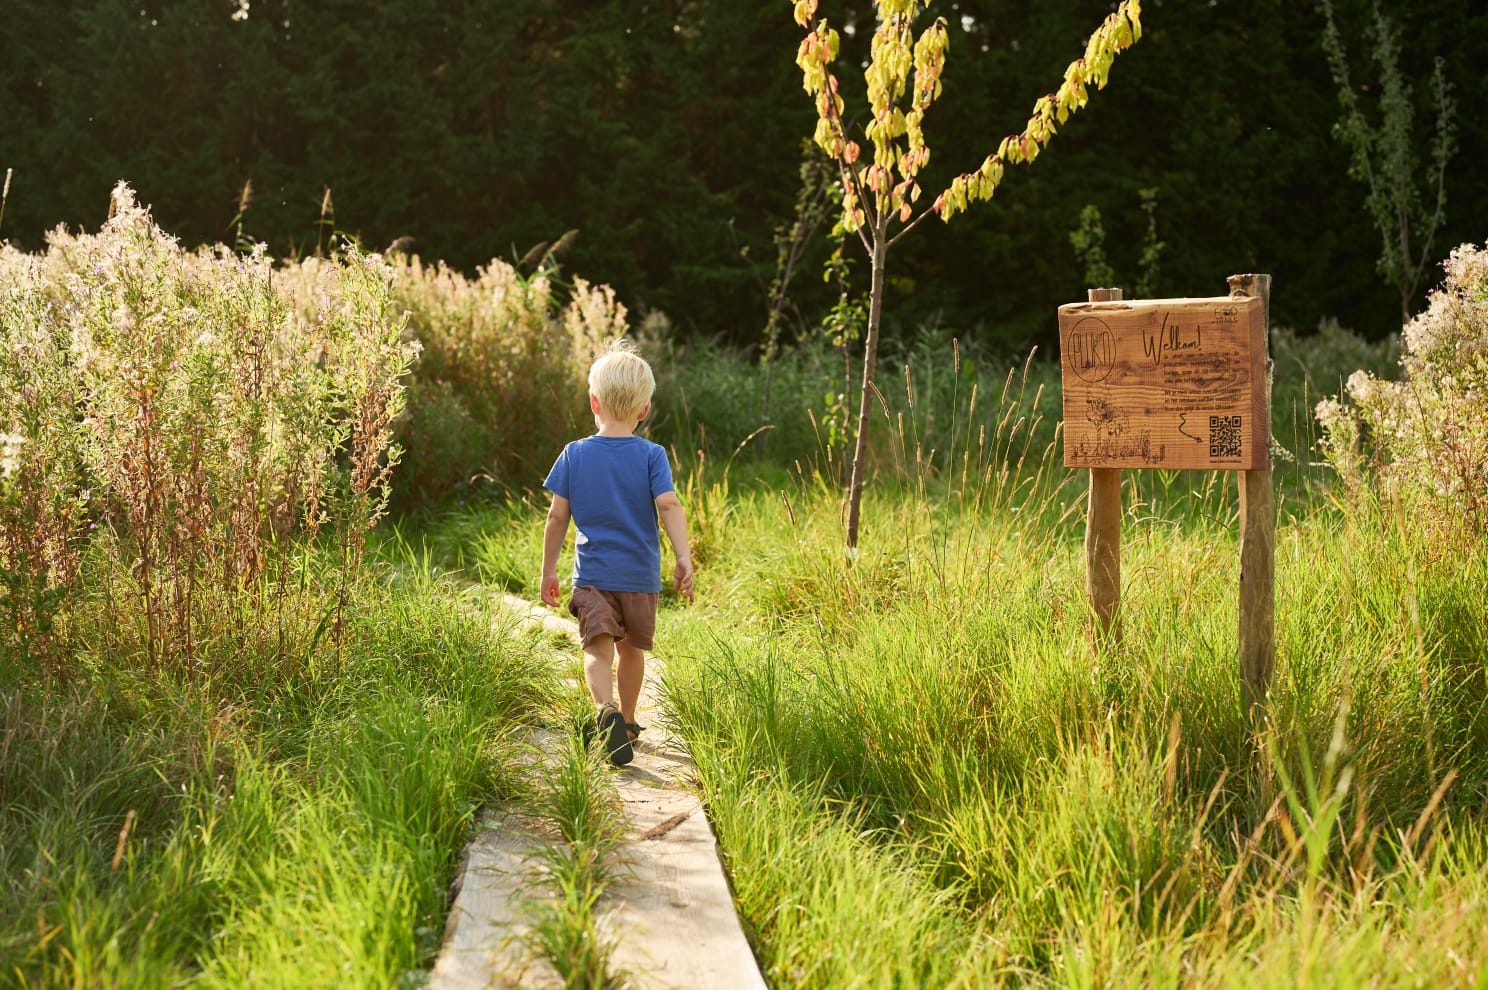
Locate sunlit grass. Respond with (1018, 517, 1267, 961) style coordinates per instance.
(524, 701, 628, 989)
(361, 335, 1485, 987)
(649, 465, 1488, 986)
(0, 552, 563, 988)
(645, 475, 1478, 986)
(4, 299, 1463, 988)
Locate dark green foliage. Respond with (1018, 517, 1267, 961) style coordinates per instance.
(2, 1, 1485, 347)
(1320, 0, 1457, 326)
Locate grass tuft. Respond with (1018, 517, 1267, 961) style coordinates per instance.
(1, 548, 563, 988)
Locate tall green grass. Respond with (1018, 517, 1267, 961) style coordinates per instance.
(525, 699, 629, 989)
(0, 553, 562, 988)
(439, 330, 1482, 986)
(638, 344, 1488, 985)
(644, 467, 1488, 986)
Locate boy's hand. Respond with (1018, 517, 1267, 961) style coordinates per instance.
(541, 495, 571, 609)
(541, 572, 562, 608)
(673, 558, 695, 603)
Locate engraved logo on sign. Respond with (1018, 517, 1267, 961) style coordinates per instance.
(1067, 317, 1116, 383)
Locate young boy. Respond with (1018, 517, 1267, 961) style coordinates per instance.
(540, 340, 694, 766)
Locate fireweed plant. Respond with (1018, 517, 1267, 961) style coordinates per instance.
(1317, 242, 1488, 532)
(0, 186, 569, 987)
(0, 182, 416, 670)
(386, 253, 628, 505)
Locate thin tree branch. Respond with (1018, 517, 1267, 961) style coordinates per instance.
(816, 76, 881, 249)
(887, 201, 940, 249)
(836, 163, 875, 256)
(1411, 63, 1454, 293)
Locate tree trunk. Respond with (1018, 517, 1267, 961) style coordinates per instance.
(845, 222, 888, 552)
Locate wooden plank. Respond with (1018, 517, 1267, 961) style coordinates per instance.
(427, 806, 567, 990)
(1058, 295, 1268, 470)
(430, 594, 767, 990)
(606, 726, 768, 990)
(1230, 274, 1275, 717)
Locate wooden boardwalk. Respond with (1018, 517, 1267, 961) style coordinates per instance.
(428, 596, 766, 990)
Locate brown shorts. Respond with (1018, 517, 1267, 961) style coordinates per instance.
(567, 586, 658, 651)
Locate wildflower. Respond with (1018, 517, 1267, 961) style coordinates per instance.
(1318, 240, 1488, 530)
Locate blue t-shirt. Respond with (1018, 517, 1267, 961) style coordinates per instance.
(543, 435, 675, 593)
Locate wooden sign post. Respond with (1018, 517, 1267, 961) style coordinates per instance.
(1058, 276, 1275, 716)
(1082, 288, 1124, 645)
(1228, 274, 1274, 717)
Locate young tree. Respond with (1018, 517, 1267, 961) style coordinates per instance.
(1319, 0, 1456, 327)
(791, 0, 1144, 551)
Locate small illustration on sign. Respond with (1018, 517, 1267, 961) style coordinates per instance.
(1177, 412, 1203, 444)
(1085, 395, 1129, 439)
(1067, 317, 1116, 383)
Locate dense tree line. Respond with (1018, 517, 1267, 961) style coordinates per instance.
(2, 0, 1484, 351)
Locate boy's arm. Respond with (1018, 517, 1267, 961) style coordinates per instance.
(541, 495, 571, 607)
(655, 491, 694, 602)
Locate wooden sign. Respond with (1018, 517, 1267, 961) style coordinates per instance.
(1058, 295, 1268, 470)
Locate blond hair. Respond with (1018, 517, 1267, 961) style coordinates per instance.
(588, 339, 655, 421)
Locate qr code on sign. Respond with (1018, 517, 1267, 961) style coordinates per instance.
(1209, 415, 1243, 458)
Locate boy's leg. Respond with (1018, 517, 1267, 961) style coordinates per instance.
(583, 633, 633, 766)
(583, 634, 617, 706)
(615, 640, 645, 726)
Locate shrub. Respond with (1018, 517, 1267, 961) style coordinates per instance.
(0, 249, 88, 655)
(389, 257, 628, 505)
(1317, 242, 1488, 529)
(1270, 317, 1398, 424)
(0, 184, 415, 671)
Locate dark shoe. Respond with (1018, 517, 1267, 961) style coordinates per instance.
(597, 703, 633, 767)
(626, 722, 644, 743)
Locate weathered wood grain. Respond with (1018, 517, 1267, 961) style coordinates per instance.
(1083, 287, 1124, 643)
(427, 808, 567, 990)
(1059, 294, 1268, 470)
(430, 593, 766, 990)
(1229, 274, 1275, 717)
(1087, 466, 1122, 643)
